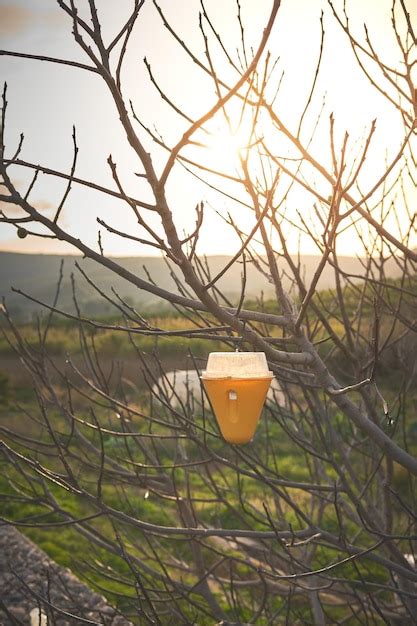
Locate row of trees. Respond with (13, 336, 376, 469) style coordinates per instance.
(1, 1, 416, 623)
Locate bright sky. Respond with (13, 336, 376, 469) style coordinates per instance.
(0, 0, 415, 257)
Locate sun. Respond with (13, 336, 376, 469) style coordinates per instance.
(200, 117, 253, 172)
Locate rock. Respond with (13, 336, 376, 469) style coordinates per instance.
(0, 524, 133, 625)
(153, 369, 285, 408)
(29, 608, 47, 626)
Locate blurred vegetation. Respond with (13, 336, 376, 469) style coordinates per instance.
(1, 274, 416, 621)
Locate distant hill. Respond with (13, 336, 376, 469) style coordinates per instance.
(0, 251, 402, 320)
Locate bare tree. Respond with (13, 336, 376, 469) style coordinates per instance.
(0, 1, 416, 623)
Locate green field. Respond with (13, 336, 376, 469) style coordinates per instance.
(1, 296, 416, 623)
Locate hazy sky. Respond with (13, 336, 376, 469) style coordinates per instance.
(0, 0, 415, 257)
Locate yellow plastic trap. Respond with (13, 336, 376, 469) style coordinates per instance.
(201, 352, 273, 444)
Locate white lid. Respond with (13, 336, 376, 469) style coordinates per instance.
(202, 352, 273, 379)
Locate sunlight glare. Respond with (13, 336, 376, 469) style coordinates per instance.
(202, 118, 251, 172)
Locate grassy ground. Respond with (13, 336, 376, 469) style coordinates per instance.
(1, 306, 416, 623)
